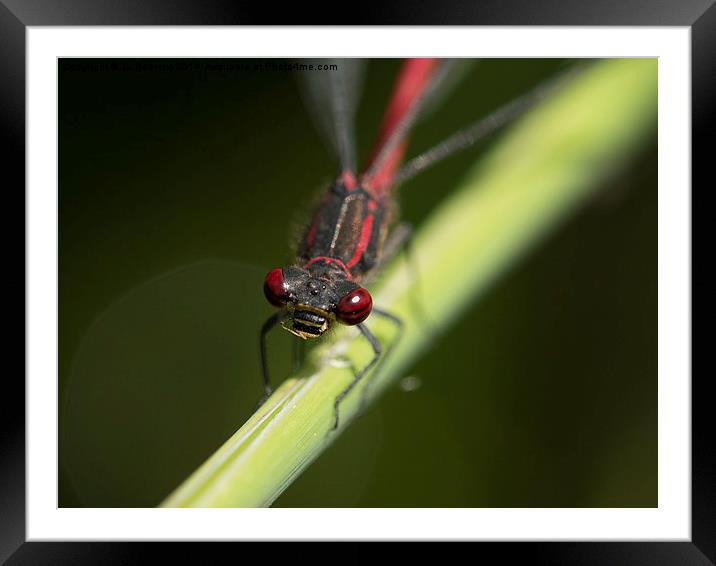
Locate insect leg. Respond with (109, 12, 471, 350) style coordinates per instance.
(371, 222, 413, 274)
(358, 307, 404, 414)
(331, 323, 382, 431)
(258, 311, 286, 407)
(374, 222, 432, 330)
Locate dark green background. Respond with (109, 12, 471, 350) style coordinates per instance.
(59, 59, 656, 508)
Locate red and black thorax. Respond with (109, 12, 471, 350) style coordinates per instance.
(297, 59, 441, 285)
(298, 178, 393, 283)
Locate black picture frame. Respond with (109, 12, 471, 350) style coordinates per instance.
(3, 1, 709, 563)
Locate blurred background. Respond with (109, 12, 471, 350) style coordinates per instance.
(59, 58, 656, 508)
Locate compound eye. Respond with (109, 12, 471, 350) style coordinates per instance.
(336, 287, 372, 325)
(263, 268, 289, 307)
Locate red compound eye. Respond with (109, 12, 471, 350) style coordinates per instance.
(336, 287, 372, 325)
(263, 268, 289, 307)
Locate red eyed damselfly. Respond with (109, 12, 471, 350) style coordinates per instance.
(259, 58, 581, 429)
(59, 58, 659, 509)
(61, 59, 583, 505)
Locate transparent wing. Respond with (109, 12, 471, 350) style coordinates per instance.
(362, 59, 474, 183)
(296, 58, 365, 173)
(413, 59, 477, 123)
(59, 259, 293, 507)
(395, 60, 590, 185)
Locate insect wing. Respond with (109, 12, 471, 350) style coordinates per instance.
(412, 59, 476, 122)
(361, 59, 472, 190)
(395, 61, 589, 185)
(296, 58, 365, 174)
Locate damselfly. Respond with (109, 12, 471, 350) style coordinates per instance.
(59, 58, 657, 508)
(259, 58, 580, 428)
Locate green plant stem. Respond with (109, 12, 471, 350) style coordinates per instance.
(161, 59, 657, 508)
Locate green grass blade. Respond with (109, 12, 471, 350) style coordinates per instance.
(161, 58, 657, 508)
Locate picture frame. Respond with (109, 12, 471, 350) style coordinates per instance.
(4, 0, 707, 562)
